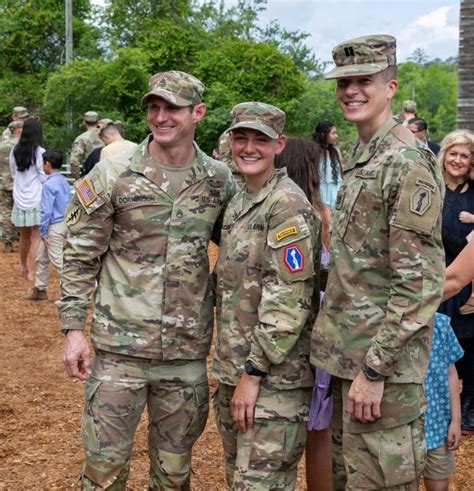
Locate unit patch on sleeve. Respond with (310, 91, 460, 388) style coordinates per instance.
(283, 245, 304, 273)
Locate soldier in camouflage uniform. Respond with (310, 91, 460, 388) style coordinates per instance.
(218, 131, 245, 188)
(1, 106, 28, 143)
(0, 120, 22, 251)
(69, 111, 103, 180)
(212, 102, 320, 489)
(58, 71, 236, 490)
(311, 35, 445, 490)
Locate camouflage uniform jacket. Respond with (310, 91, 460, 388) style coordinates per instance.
(212, 169, 319, 391)
(0, 140, 16, 191)
(69, 129, 103, 178)
(57, 136, 236, 360)
(1, 128, 12, 144)
(311, 118, 444, 383)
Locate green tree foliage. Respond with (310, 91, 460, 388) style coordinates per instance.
(393, 61, 457, 143)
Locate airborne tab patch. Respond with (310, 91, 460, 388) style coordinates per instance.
(76, 178, 97, 207)
(283, 245, 304, 273)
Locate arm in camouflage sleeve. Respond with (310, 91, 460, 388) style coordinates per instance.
(248, 208, 317, 373)
(57, 175, 114, 332)
(211, 171, 238, 245)
(69, 137, 85, 180)
(365, 158, 444, 377)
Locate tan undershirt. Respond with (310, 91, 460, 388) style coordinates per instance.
(155, 158, 195, 197)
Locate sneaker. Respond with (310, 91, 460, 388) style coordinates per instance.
(3, 242, 13, 253)
(25, 287, 48, 301)
(460, 298, 474, 315)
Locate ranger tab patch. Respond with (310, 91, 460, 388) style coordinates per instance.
(283, 245, 304, 272)
(275, 226, 298, 242)
(76, 178, 97, 207)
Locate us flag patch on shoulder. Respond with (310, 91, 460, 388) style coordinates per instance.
(76, 178, 97, 207)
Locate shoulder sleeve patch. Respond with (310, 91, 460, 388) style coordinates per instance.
(74, 176, 106, 215)
(390, 166, 441, 235)
(267, 215, 314, 282)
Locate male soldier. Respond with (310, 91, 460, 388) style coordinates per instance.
(58, 71, 236, 490)
(98, 120, 137, 160)
(217, 130, 245, 188)
(213, 102, 319, 489)
(408, 117, 441, 156)
(311, 35, 444, 489)
(69, 111, 103, 180)
(400, 99, 417, 126)
(0, 120, 22, 252)
(1, 106, 28, 143)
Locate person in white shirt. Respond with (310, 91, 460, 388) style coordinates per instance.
(9, 117, 46, 281)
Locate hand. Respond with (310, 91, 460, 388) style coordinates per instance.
(446, 420, 462, 450)
(347, 371, 384, 423)
(62, 330, 91, 380)
(459, 211, 474, 224)
(231, 372, 262, 433)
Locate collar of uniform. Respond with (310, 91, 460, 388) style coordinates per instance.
(345, 117, 399, 171)
(233, 168, 285, 219)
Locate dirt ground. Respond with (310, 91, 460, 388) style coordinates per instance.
(0, 243, 473, 490)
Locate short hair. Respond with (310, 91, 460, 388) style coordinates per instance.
(408, 117, 427, 132)
(438, 130, 474, 170)
(99, 123, 121, 138)
(43, 149, 63, 169)
(381, 65, 397, 82)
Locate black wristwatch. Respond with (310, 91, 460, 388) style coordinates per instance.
(244, 360, 267, 377)
(362, 364, 386, 382)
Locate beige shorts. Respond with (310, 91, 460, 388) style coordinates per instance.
(424, 444, 456, 480)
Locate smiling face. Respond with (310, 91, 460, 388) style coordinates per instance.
(336, 72, 397, 141)
(443, 144, 472, 181)
(146, 96, 206, 149)
(230, 128, 286, 191)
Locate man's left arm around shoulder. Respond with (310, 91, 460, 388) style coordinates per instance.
(349, 157, 444, 422)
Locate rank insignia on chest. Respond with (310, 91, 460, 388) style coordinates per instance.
(283, 245, 304, 273)
(410, 184, 432, 216)
(76, 178, 97, 207)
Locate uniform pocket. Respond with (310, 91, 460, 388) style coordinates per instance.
(81, 378, 101, 454)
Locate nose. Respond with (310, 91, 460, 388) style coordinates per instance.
(345, 81, 360, 96)
(243, 139, 257, 154)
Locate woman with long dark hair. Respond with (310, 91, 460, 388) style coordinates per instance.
(275, 137, 332, 491)
(313, 120, 343, 210)
(9, 117, 46, 280)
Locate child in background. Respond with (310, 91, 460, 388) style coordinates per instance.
(423, 313, 464, 491)
(25, 149, 70, 301)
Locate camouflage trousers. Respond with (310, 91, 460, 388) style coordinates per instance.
(331, 377, 426, 490)
(214, 383, 311, 490)
(0, 187, 18, 243)
(81, 351, 209, 490)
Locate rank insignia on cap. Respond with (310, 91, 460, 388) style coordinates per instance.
(76, 178, 97, 207)
(283, 245, 304, 273)
(410, 185, 432, 216)
(275, 226, 298, 242)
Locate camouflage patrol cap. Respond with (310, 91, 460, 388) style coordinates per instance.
(141, 71, 204, 107)
(12, 106, 29, 119)
(97, 118, 114, 136)
(8, 120, 23, 130)
(227, 102, 285, 140)
(402, 100, 417, 113)
(325, 34, 397, 80)
(84, 111, 99, 123)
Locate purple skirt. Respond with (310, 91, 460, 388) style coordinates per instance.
(307, 366, 333, 431)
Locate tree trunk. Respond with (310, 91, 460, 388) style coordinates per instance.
(457, 0, 474, 131)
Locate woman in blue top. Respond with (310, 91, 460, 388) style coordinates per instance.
(312, 120, 343, 209)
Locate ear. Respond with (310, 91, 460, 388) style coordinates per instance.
(387, 79, 398, 100)
(192, 103, 206, 124)
(274, 134, 287, 155)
